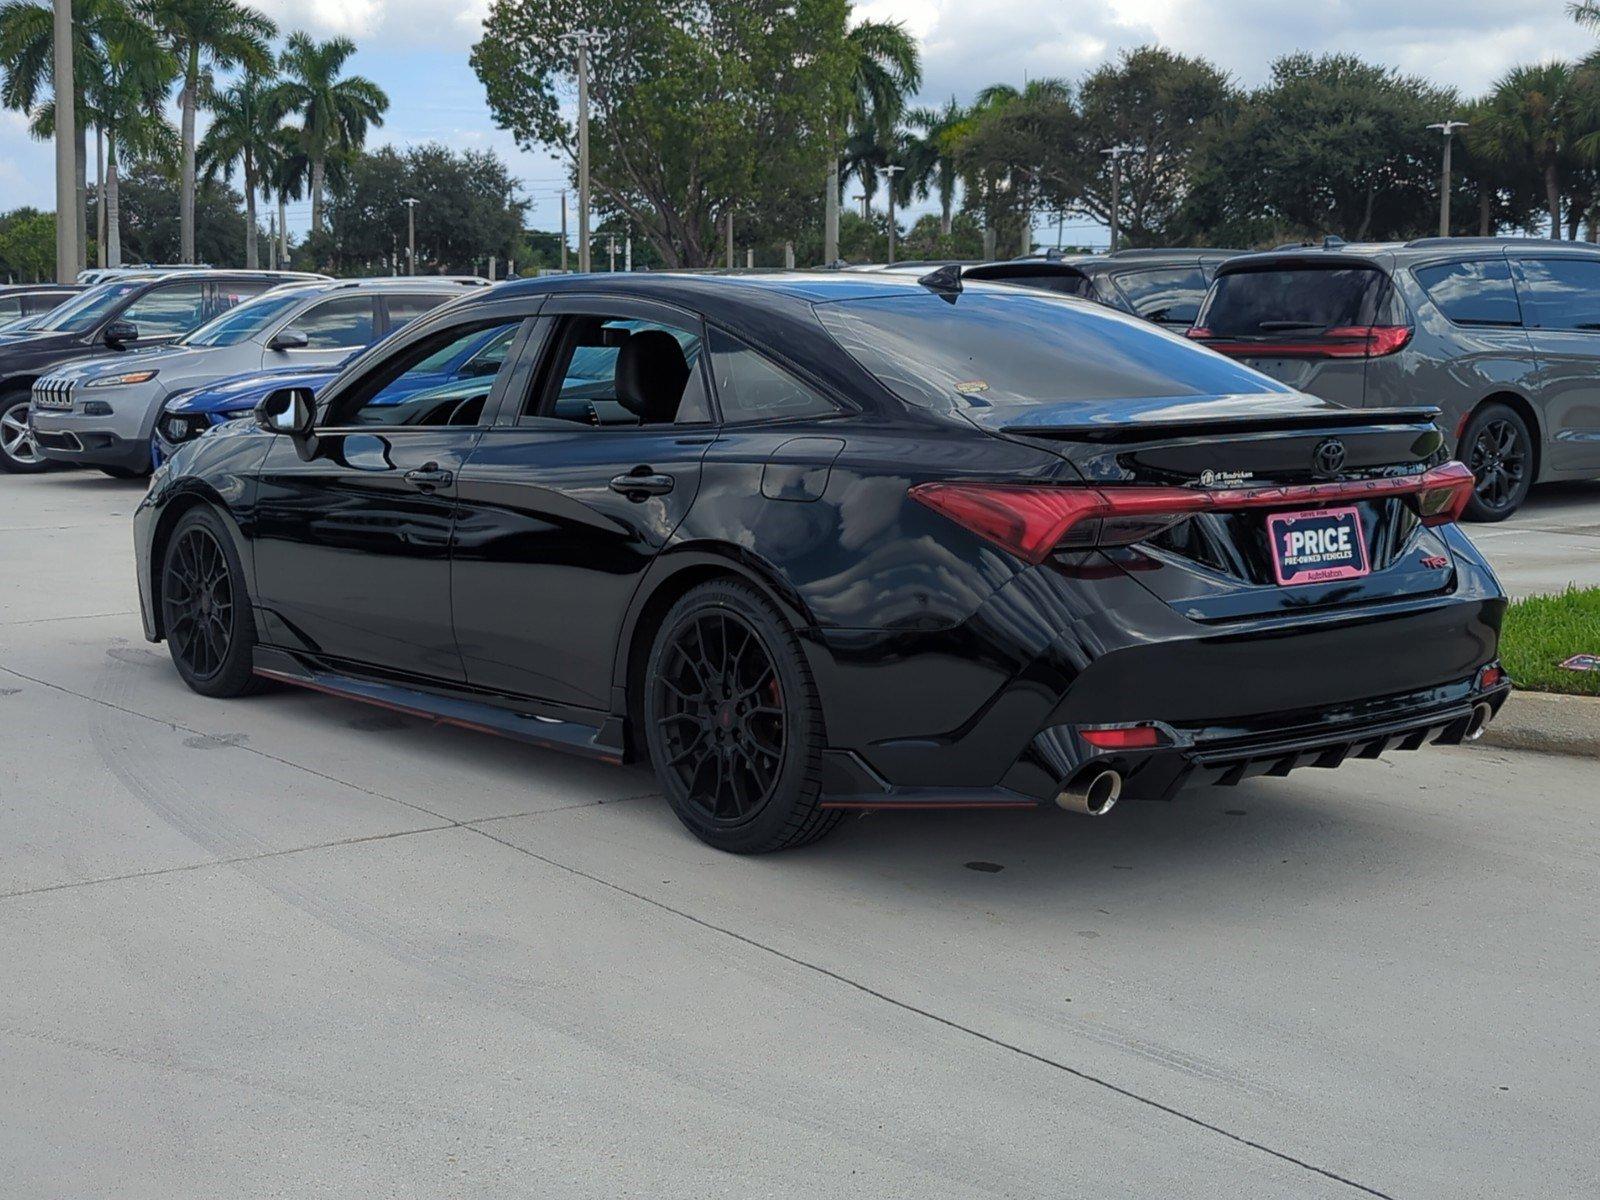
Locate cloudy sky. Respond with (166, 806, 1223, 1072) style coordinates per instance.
(0, 0, 1588, 245)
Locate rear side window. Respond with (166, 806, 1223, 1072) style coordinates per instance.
(817, 290, 1292, 411)
(293, 296, 377, 348)
(1112, 267, 1208, 325)
(1414, 260, 1522, 327)
(1199, 266, 1390, 336)
(1513, 257, 1600, 330)
(708, 328, 839, 423)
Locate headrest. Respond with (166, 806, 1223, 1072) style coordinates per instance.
(614, 329, 689, 422)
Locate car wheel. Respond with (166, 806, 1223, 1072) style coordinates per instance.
(1461, 403, 1533, 522)
(98, 465, 147, 480)
(160, 507, 265, 698)
(643, 579, 840, 853)
(0, 393, 48, 474)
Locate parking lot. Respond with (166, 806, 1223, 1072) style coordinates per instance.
(1, 469, 1596, 1198)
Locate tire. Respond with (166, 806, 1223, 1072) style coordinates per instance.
(98, 465, 147, 480)
(643, 579, 841, 853)
(1460, 402, 1533, 522)
(159, 506, 265, 698)
(0, 392, 48, 475)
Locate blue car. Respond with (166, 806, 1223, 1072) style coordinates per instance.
(151, 323, 519, 465)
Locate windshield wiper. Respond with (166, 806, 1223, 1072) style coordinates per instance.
(1254, 320, 1326, 331)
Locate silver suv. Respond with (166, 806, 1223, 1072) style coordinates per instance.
(1189, 236, 1600, 520)
(30, 277, 483, 476)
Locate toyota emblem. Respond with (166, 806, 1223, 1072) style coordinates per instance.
(1313, 438, 1346, 475)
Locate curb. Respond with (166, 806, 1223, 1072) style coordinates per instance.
(1479, 690, 1600, 758)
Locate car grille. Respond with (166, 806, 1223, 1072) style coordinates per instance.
(31, 376, 75, 410)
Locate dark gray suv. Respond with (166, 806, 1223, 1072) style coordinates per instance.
(1189, 237, 1600, 520)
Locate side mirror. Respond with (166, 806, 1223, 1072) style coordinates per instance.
(104, 319, 139, 347)
(254, 386, 316, 437)
(268, 327, 310, 351)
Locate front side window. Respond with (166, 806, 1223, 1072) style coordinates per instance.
(290, 296, 378, 349)
(530, 315, 706, 426)
(708, 327, 837, 423)
(119, 281, 210, 337)
(0, 298, 20, 320)
(1112, 267, 1209, 325)
(1414, 259, 1522, 327)
(1514, 257, 1600, 331)
(328, 318, 524, 428)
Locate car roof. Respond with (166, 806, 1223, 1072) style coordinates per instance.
(1217, 236, 1600, 275)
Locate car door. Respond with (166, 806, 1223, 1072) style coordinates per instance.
(250, 304, 536, 681)
(1509, 255, 1600, 473)
(264, 294, 381, 373)
(450, 295, 715, 709)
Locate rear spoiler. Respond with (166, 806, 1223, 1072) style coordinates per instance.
(998, 406, 1442, 443)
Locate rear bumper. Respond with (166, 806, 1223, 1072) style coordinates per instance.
(810, 541, 1508, 809)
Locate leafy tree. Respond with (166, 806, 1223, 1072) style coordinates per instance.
(902, 98, 965, 236)
(199, 69, 276, 267)
(1075, 46, 1237, 245)
(472, 0, 857, 267)
(0, 207, 55, 280)
(270, 32, 388, 242)
(954, 78, 1077, 256)
(833, 19, 919, 244)
(94, 157, 244, 264)
(897, 210, 984, 260)
(1181, 53, 1453, 244)
(1471, 61, 1597, 238)
(142, 0, 275, 263)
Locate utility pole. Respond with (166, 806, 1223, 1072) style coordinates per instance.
(558, 189, 569, 272)
(725, 211, 734, 268)
(1100, 145, 1132, 253)
(268, 211, 277, 269)
(559, 29, 606, 273)
(878, 165, 904, 264)
(402, 197, 420, 274)
(1427, 120, 1469, 238)
(52, 0, 77, 283)
(607, 235, 617, 271)
(624, 232, 631, 272)
(824, 158, 840, 265)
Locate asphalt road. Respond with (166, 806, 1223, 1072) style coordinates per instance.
(2, 470, 1596, 1199)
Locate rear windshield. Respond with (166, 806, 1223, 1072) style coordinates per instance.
(815, 290, 1292, 411)
(1112, 267, 1208, 325)
(1199, 265, 1390, 336)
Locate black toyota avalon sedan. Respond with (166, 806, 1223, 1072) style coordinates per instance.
(134, 269, 1509, 853)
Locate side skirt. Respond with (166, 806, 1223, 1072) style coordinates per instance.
(252, 647, 625, 765)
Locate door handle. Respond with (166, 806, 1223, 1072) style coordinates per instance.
(404, 463, 454, 490)
(609, 469, 675, 499)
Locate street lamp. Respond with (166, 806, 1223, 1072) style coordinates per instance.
(1427, 120, 1469, 238)
(559, 29, 607, 273)
(852, 192, 867, 220)
(877, 165, 904, 264)
(402, 197, 420, 275)
(1100, 145, 1133, 253)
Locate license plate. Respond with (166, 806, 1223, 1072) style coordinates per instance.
(1266, 506, 1369, 586)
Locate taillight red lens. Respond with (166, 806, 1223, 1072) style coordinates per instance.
(910, 461, 1477, 560)
(1081, 725, 1165, 749)
(1186, 325, 1412, 359)
(1477, 663, 1505, 690)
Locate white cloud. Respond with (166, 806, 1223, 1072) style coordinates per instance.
(252, 0, 489, 47)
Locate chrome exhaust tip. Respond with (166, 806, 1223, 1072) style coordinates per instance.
(1464, 701, 1493, 742)
(1056, 767, 1122, 816)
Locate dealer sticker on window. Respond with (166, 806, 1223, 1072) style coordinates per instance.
(1265, 505, 1370, 586)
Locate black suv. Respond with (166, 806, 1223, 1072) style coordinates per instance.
(0, 269, 322, 473)
(959, 248, 1239, 328)
(1189, 237, 1600, 519)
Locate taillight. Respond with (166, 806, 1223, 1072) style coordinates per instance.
(910, 461, 1477, 560)
(1185, 324, 1412, 359)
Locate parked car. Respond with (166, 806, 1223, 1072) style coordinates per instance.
(0, 269, 325, 474)
(877, 248, 1238, 328)
(1187, 236, 1600, 520)
(0, 284, 82, 328)
(30, 277, 483, 476)
(150, 317, 512, 465)
(135, 270, 1507, 853)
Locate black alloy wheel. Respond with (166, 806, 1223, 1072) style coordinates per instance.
(1461, 403, 1532, 522)
(644, 580, 838, 853)
(160, 508, 263, 697)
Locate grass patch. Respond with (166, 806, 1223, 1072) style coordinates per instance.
(1500, 587, 1600, 696)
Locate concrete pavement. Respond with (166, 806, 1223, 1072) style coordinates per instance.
(1464, 479, 1600, 598)
(2, 470, 1597, 1198)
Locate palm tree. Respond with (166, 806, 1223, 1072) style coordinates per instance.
(142, 0, 275, 263)
(270, 32, 387, 240)
(824, 19, 919, 261)
(198, 68, 275, 267)
(1473, 62, 1584, 238)
(261, 124, 306, 267)
(902, 98, 964, 236)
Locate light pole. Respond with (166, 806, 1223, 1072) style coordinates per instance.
(402, 197, 420, 275)
(559, 29, 606, 273)
(1427, 120, 1469, 238)
(558, 189, 569, 272)
(852, 192, 867, 220)
(1100, 145, 1132, 253)
(52, 0, 77, 283)
(607, 234, 617, 271)
(877, 165, 904, 264)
